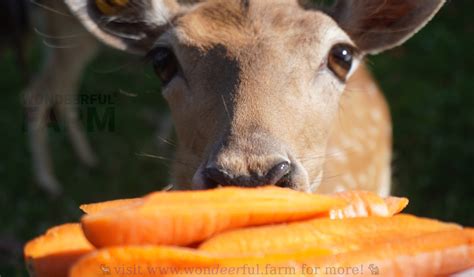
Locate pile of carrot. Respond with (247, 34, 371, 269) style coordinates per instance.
(24, 186, 474, 277)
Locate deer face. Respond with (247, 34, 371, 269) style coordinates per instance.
(163, 2, 359, 191)
(66, 0, 445, 191)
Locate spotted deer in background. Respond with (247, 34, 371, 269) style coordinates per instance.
(34, 0, 445, 195)
(23, 0, 99, 196)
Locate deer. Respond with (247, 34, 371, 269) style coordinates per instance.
(22, 0, 100, 196)
(29, 0, 445, 196)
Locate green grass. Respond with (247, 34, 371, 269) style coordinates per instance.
(1, 1, 473, 275)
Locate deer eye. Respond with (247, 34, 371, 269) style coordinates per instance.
(150, 47, 178, 86)
(328, 44, 357, 82)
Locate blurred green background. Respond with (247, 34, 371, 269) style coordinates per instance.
(1, 0, 473, 275)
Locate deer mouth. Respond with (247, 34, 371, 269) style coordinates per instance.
(190, 155, 317, 192)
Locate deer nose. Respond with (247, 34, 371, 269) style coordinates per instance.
(202, 161, 292, 188)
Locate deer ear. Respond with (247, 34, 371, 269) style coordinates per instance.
(330, 0, 446, 54)
(64, 0, 186, 54)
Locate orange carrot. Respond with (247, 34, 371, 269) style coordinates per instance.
(199, 214, 459, 256)
(80, 189, 408, 218)
(81, 186, 346, 248)
(69, 245, 331, 277)
(78, 187, 405, 248)
(69, 229, 474, 277)
(305, 229, 474, 276)
(24, 223, 94, 277)
(69, 246, 217, 277)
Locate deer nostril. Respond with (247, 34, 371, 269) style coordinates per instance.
(201, 161, 292, 189)
(202, 167, 233, 189)
(266, 161, 292, 187)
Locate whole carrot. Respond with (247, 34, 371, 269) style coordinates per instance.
(81, 186, 346, 247)
(199, 214, 459, 256)
(80, 189, 408, 218)
(303, 229, 474, 276)
(69, 229, 474, 277)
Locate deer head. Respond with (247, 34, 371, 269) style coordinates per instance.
(65, 0, 445, 191)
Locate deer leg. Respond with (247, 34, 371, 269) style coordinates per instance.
(39, 0, 100, 167)
(23, 55, 61, 196)
(54, 35, 99, 167)
(27, 111, 61, 196)
(58, 101, 99, 168)
(24, 0, 99, 195)
(24, 39, 98, 196)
